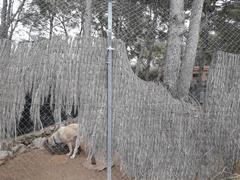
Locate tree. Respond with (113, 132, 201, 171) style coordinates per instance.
(102, 0, 169, 81)
(83, 0, 92, 37)
(33, 0, 58, 39)
(163, 0, 185, 96)
(163, 0, 205, 99)
(214, 1, 240, 53)
(176, 0, 205, 98)
(0, 0, 8, 38)
(0, 0, 27, 39)
(192, 0, 240, 71)
(21, 0, 84, 40)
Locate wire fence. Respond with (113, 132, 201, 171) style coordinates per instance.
(0, 0, 240, 180)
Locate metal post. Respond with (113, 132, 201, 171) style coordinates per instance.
(107, 0, 113, 180)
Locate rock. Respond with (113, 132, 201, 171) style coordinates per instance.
(12, 144, 27, 155)
(0, 141, 13, 151)
(31, 131, 43, 137)
(0, 151, 9, 160)
(0, 150, 12, 160)
(8, 151, 13, 158)
(0, 160, 5, 166)
(32, 137, 47, 149)
(17, 131, 43, 146)
(50, 126, 55, 131)
(17, 135, 35, 146)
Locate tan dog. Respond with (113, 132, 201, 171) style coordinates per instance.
(47, 123, 78, 158)
(47, 123, 123, 170)
(47, 123, 121, 171)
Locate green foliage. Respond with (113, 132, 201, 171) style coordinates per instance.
(153, 40, 166, 64)
(33, 0, 55, 15)
(19, 0, 84, 39)
(196, 0, 240, 67)
(220, 2, 240, 22)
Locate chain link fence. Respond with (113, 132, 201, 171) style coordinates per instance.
(0, 0, 240, 180)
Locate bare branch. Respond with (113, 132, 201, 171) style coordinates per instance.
(10, 0, 26, 23)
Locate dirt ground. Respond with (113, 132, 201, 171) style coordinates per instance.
(0, 149, 129, 180)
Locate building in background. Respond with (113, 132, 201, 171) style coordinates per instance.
(190, 66, 209, 104)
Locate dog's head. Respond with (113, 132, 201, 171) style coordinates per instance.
(47, 131, 61, 146)
(44, 136, 69, 155)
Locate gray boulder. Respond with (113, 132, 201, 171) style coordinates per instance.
(32, 137, 47, 149)
(0, 151, 10, 160)
(0, 151, 13, 159)
(0, 150, 13, 166)
(12, 144, 27, 155)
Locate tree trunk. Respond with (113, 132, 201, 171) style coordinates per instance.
(78, 11, 85, 37)
(83, 0, 92, 38)
(176, 0, 205, 99)
(28, 26, 33, 41)
(60, 17, 68, 39)
(9, 12, 21, 40)
(115, 17, 121, 39)
(163, 0, 185, 96)
(0, 0, 8, 39)
(49, 14, 54, 39)
(0, 0, 26, 39)
(100, 21, 107, 38)
(6, 0, 12, 31)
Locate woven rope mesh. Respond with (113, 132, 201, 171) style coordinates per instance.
(0, 0, 240, 179)
(0, 37, 201, 179)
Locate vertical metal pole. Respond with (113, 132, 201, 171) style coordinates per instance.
(107, 0, 113, 180)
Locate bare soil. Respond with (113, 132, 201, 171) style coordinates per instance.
(0, 149, 129, 180)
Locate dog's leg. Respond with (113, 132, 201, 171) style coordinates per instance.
(66, 142, 73, 156)
(70, 136, 80, 159)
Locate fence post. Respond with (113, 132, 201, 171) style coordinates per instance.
(107, 0, 113, 180)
